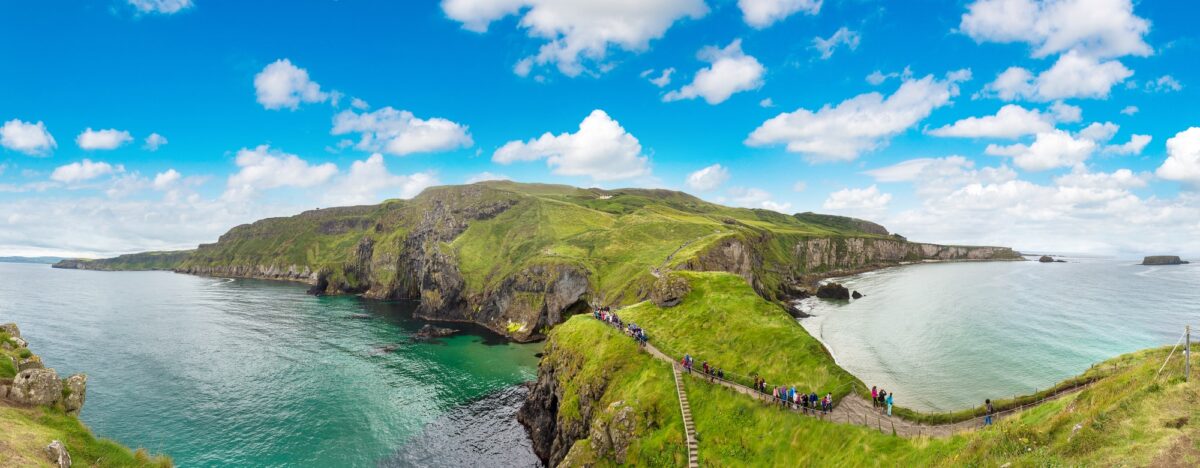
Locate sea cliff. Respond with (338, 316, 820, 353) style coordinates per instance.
(53, 182, 1020, 341)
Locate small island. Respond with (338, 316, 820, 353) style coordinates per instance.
(1142, 255, 1190, 265)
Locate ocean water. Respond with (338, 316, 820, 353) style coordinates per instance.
(0, 263, 542, 467)
(799, 257, 1200, 412)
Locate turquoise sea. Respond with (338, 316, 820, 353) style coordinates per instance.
(799, 256, 1200, 412)
(0, 263, 542, 467)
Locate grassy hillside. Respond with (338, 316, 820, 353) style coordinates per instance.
(544, 274, 1200, 466)
(53, 250, 193, 271)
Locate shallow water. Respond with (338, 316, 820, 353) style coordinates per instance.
(800, 257, 1200, 412)
(0, 263, 541, 466)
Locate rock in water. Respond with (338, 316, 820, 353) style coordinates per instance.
(851, 290, 863, 299)
(413, 324, 459, 340)
(649, 273, 691, 308)
(63, 374, 87, 414)
(1039, 255, 1054, 263)
(9, 368, 63, 406)
(815, 282, 851, 300)
(1142, 255, 1187, 265)
(45, 440, 72, 468)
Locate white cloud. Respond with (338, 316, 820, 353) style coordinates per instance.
(1157, 127, 1200, 185)
(331, 107, 473, 156)
(664, 39, 765, 105)
(143, 133, 168, 151)
(738, 0, 822, 29)
(0, 119, 56, 156)
(1146, 75, 1183, 93)
(323, 154, 438, 205)
(442, 0, 708, 77)
(76, 128, 133, 150)
(1102, 134, 1150, 155)
(1078, 121, 1119, 143)
(759, 98, 775, 108)
(1120, 105, 1138, 115)
(493, 109, 650, 181)
(823, 185, 892, 215)
(50, 159, 124, 183)
(928, 104, 1057, 139)
(466, 172, 511, 184)
(983, 51, 1132, 101)
(685, 164, 730, 191)
(959, 0, 1151, 59)
(726, 186, 791, 212)
(866, 71, 890, 86)
(643, 68, 675, 87)
(985, 129, 1096, 171)
(1049, 101, 1082, 122)
(746, 71, 969, 162)
(812, 27, 860, 59)
(254, 59, 329, 110)
(223, 145, 338, 200)
(792, 181, 807, 192)
(350, 98, 370, 110)
(128, 0, 193, 14)
(152, 169, 181, 190)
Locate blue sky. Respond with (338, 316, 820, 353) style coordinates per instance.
(2, 0, 1199, 258)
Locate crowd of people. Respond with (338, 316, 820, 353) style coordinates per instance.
(750, 375, 836, 414)
(594, 306, 647, 346)
(870, 386, 894, 416)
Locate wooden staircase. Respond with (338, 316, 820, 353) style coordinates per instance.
(672, 365, 700, 467)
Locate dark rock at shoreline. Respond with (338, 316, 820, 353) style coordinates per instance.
(851, 291, 863, 299)
(816, 282, 851, 300)
(1039, 255, 1055, 263)
(780, 283, 811, 300)
(1142, 255, 1188, 265)
(370, 344, 403, 355)
(414, 324, 459, 340)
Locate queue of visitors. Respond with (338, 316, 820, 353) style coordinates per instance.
(870, 385, 894, 416)
(594, 306, 647, 346)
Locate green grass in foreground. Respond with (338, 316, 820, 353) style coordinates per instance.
(0, 404, 172, 467)
(620, 271, 860, 400)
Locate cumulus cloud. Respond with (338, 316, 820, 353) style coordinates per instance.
(1102, 134, 1151, 155)
(685, 164, 730, 191)
(493, 109, 650, 181)
(812, 27, 860, 59)
(1157, 127, 1200, 185)
(1049, 101, 1082, 122)
(959, 0, 1151, 59)
(1146, 75, 1183, 93)
(1078, 121, 1119, 143)
(223, 145, 338, 200)
(822, 185, 892, 216)
(759, 98, 775, 108)
(746, 70, 969, 162)
(143, 132, 168, 151)
(982, 51, 1132, 101)
(985, 129, 1096, 171)
(738, 0, 822, 29)
(664, 39, 765, 105)
(0, 119, 57, 156)
(726, 187, 791, 212)
(152, 169, 181, 190)
(466, 172, 511, 184)
(331, 107, 473, 156)
(865, 156, 1017, 197)
(76, 128, 133, 150)
(128, 0, 193, 14)
(50, 159, 124, 183)
(323, 154, 438, 205)
(254, 59, 330, 110)
(1120, 105, 1138, 115)
(442, 0, 708, 77)
(928, 104, 1058, 139)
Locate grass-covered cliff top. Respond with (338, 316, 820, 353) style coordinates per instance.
(547, 272, 1200, 466)
(1, 331, 172, 467)
(53, 250, 193, 271)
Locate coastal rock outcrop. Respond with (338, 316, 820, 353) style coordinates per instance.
(45, 440, 72, 468)
(518, 337, 608, 466)
(851, 290, 863, 299)
(18, 355, 43, 371)
(1, 322, 19, 337)
(1039, 255, 1054, 263)
(650, 273, 691, 307)
(9, 368, 63, 406)
(63, 374, 87, 414)
(413, 324, 458, 340)
(1142, 256, 1188, 265)
(816, 282, 851, 300)
(585, 401, 637, 464)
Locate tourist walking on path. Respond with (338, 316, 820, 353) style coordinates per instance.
(984, 399, 995, 426)
(886, 392, 894, 416)
(871, 386, 878, 408)
(877, 389, 887, 413)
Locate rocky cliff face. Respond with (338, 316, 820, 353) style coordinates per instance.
(794, 237, 1021, 275)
